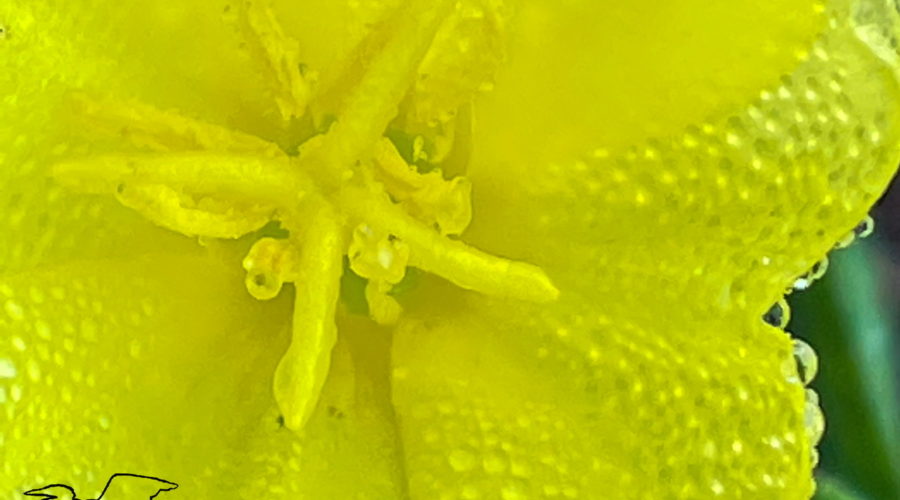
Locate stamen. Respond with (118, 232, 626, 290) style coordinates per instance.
(242, 237, 300, 300)
(67, 92, 280, 155)
(347, 223, 410, 325)
(232, 0, 314, 121)
(341, 188, 560, 303)
(273, 206, 343, 431)
(365, 280, 403, 326)
(348, 223, 410, 284)
(373, 138, 472, 235)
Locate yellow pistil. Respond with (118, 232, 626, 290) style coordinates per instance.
(51, 0, 558, 432)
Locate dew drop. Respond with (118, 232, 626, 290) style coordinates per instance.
(792, 277, 811, 290)
(26, 359, 40, 382)
(808, 257, 829, 281)
(834, 230, 855, 249)
(60, 386, 72, 404)
(509, 459, 531, 477)
(0, 358, 17, 379)
(853, 215, 874, 238)
(4, 299, 24, 321)
(793, 339, 818, 385)
(710, 479, 725, 496)
(11, 336, 26, 352)
(762, 300, 789, 328)
(482, 452, 507, 474)
(461, 485, 481, 500)
(10, 383, 22, 402)
(34, 320, 52, 340)
(80, 318, 99, 342)
(804, 389, 825, 445)
(448, 449, 476, 472)
(794, 258, 829, 290)
(129, 339, 142, 359)
(501, 485, 525, 500)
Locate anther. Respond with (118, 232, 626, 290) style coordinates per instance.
(242, 237, 300, 300)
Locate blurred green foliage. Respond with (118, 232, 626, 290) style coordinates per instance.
(789, 237, 900, 500)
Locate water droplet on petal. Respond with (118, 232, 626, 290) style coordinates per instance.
(4, 299, 24, 321)
(854, 215, 874, 238)
(762, 300, 790, 328)
(25, 359, 40, 382)
(710, 479, 725, 496)
(501, 485, 525, 500)
(794, 258, 829, 290)
(793, 339, 818, 385)
(11, 336, 26, 352)
(34, 320, 52, 340)
(808, 257, 829, 281)
(793, 277, 811, 290)
(804, 388, 825, 445)
(461, 485, 481, 500)
(448, 448, 476, 472)
(98, 414, 112, 431)
(10, 383, 23, 402)
(0, 358, 17, 379)
(482, 452, 507, 474)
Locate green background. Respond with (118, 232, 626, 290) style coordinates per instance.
(791, 183, 900, 500)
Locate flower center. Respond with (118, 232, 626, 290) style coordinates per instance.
(50, 0, 557, 432)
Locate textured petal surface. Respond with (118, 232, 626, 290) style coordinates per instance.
(391, 0, 900, 499)
(0, 253, 405, 498)
(0, 1, 404, 498)
(2, 0, 900, 499)
(393, 291, 803, 498)
(466, 0, 900, 315)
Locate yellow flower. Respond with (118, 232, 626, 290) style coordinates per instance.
(1, 0, 898, 499)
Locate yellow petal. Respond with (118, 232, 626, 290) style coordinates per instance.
(3, 0, 899, 498)
(467, 0, 900, 315)
(0, 253, 405, 497)
(392, 292, 808, 498)
(1, 2, 405, 497)
(392, 0, 900, 498)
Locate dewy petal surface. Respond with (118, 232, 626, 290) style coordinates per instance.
(0, 1, 406, 498)
(2, 1, 900, 500)
(390, 0, 900, 499)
